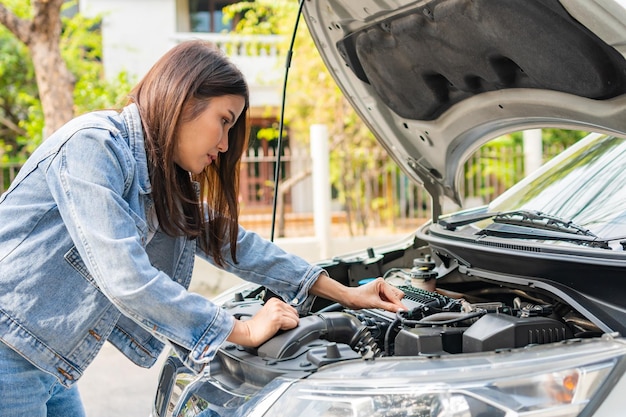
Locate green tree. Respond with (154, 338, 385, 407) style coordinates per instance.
(0, 0, 74, 137)
(0, 0, 132, 163)
(61, 6, 132, 114)
(540, 128, 587, 148)
(0, 22, 38, 163)
(464, 129, 588, 205)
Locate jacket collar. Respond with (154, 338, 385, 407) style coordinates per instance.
(121, 103, 151, 195)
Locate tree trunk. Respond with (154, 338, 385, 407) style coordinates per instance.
(0, 0, 75, 138)
(29, 35, 75, 137)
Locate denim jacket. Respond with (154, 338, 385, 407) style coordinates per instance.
(0, 104, 324, 387)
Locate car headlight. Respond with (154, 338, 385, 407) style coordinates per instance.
(255, 337, 626, 417)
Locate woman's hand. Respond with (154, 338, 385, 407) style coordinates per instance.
(311, 274, 407, 312)
(345, 277, 407, 312)
(226, 297, 299, 347)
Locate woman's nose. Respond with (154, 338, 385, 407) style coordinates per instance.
(217, 135, 229, 153)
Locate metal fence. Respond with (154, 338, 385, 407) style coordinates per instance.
(237, 143, 566, 237)
(0, 163, 20, 193)
(0, 143, 564, 237)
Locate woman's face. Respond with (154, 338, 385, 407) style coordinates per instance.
(174, 94, 246, 174)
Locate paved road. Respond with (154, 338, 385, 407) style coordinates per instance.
(78, 343, 166, 417)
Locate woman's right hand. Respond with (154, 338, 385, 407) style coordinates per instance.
(226, 297, 300, 347)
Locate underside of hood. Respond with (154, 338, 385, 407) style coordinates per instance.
(303, 0, 626, 217)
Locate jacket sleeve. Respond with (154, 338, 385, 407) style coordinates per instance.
(197, 225, 327, 315)
(45, 128, 234, 369)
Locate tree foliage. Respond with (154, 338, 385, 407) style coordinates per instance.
(0, 0, 132, 163)
(0, 20, 38, 162)
(61, 6, 132, 114)
(0, 0, 75, 138)
(464, 129, 588, 203)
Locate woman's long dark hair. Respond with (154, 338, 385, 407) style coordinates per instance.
(128, 40, 249, 266)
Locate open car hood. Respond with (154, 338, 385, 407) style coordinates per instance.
(302, 0, 626, 217)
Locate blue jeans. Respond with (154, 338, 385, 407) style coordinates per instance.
(0, 342, 86, 417)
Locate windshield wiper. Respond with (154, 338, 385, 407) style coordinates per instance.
(491, 210, 597, 237)
(440, 209, 597, 235)
(476, 210, 611, 249)
(439, 209, 612, 249)
(438, 211, 499, 230)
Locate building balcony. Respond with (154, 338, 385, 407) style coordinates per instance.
(171, 32, 285, 109)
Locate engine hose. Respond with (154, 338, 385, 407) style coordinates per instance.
(384, 318, 402, 356)
(257, 312, 381, 360)
(318, 312, 381, 357)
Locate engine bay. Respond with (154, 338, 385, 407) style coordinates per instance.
(211, 240, 605, 388)
(153, 237, 619, 417)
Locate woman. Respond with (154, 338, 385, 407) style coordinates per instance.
(0, 40, 405, 416)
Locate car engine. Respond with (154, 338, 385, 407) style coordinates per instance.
(209, 248, 602, 386)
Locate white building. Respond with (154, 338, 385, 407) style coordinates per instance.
(78, 0, 284, 110)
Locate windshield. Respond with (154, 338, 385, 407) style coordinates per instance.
(487, 134, 626, 241)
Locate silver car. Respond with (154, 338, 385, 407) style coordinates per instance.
(152, 0, 626, 416)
